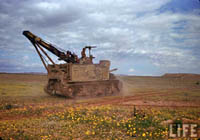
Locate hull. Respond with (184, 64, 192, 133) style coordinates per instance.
(44, 79, 122, 98)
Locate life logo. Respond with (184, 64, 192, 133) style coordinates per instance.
(169, 124, 199, 139)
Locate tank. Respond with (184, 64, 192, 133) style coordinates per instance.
(44, 60, 121, 98)
(22, 31, 122, 98)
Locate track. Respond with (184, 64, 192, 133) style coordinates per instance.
(83, 91, 200, 108)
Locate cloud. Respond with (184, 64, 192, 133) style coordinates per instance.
(23, 55, 29, 61)
(129, 68, 135, 72)
(0, 0, 200, 75)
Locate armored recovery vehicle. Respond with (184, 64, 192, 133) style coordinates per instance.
(23, 31, 122, 98)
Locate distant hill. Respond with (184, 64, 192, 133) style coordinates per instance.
(162, 73, 200, 78)
(0, 72, 46, 75)
(23, 72, 46, 75)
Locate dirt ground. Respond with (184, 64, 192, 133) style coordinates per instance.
(0, 73, 200, 139)
(0, 73, 200, 115)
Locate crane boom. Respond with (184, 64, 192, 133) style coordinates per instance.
(23, 31, 77, 63)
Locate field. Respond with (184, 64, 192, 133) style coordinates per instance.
(0, 73, 200, 140)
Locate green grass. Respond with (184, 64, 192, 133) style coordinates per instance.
(0, 74, 46, 97)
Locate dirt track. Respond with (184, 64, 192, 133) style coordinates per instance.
(82, 91, 200, 108)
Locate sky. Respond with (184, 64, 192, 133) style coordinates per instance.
(0, 0, 200, 75)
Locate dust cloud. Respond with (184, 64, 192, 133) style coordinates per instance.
(117, 76, 133, 96)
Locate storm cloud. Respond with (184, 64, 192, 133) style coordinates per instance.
(0, 0, 200, 75)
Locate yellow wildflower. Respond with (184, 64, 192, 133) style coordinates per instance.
(142, 133, 146, 137)
(85, 130, 90, 135)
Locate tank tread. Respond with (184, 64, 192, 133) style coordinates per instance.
(45, 79, 122, 98)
